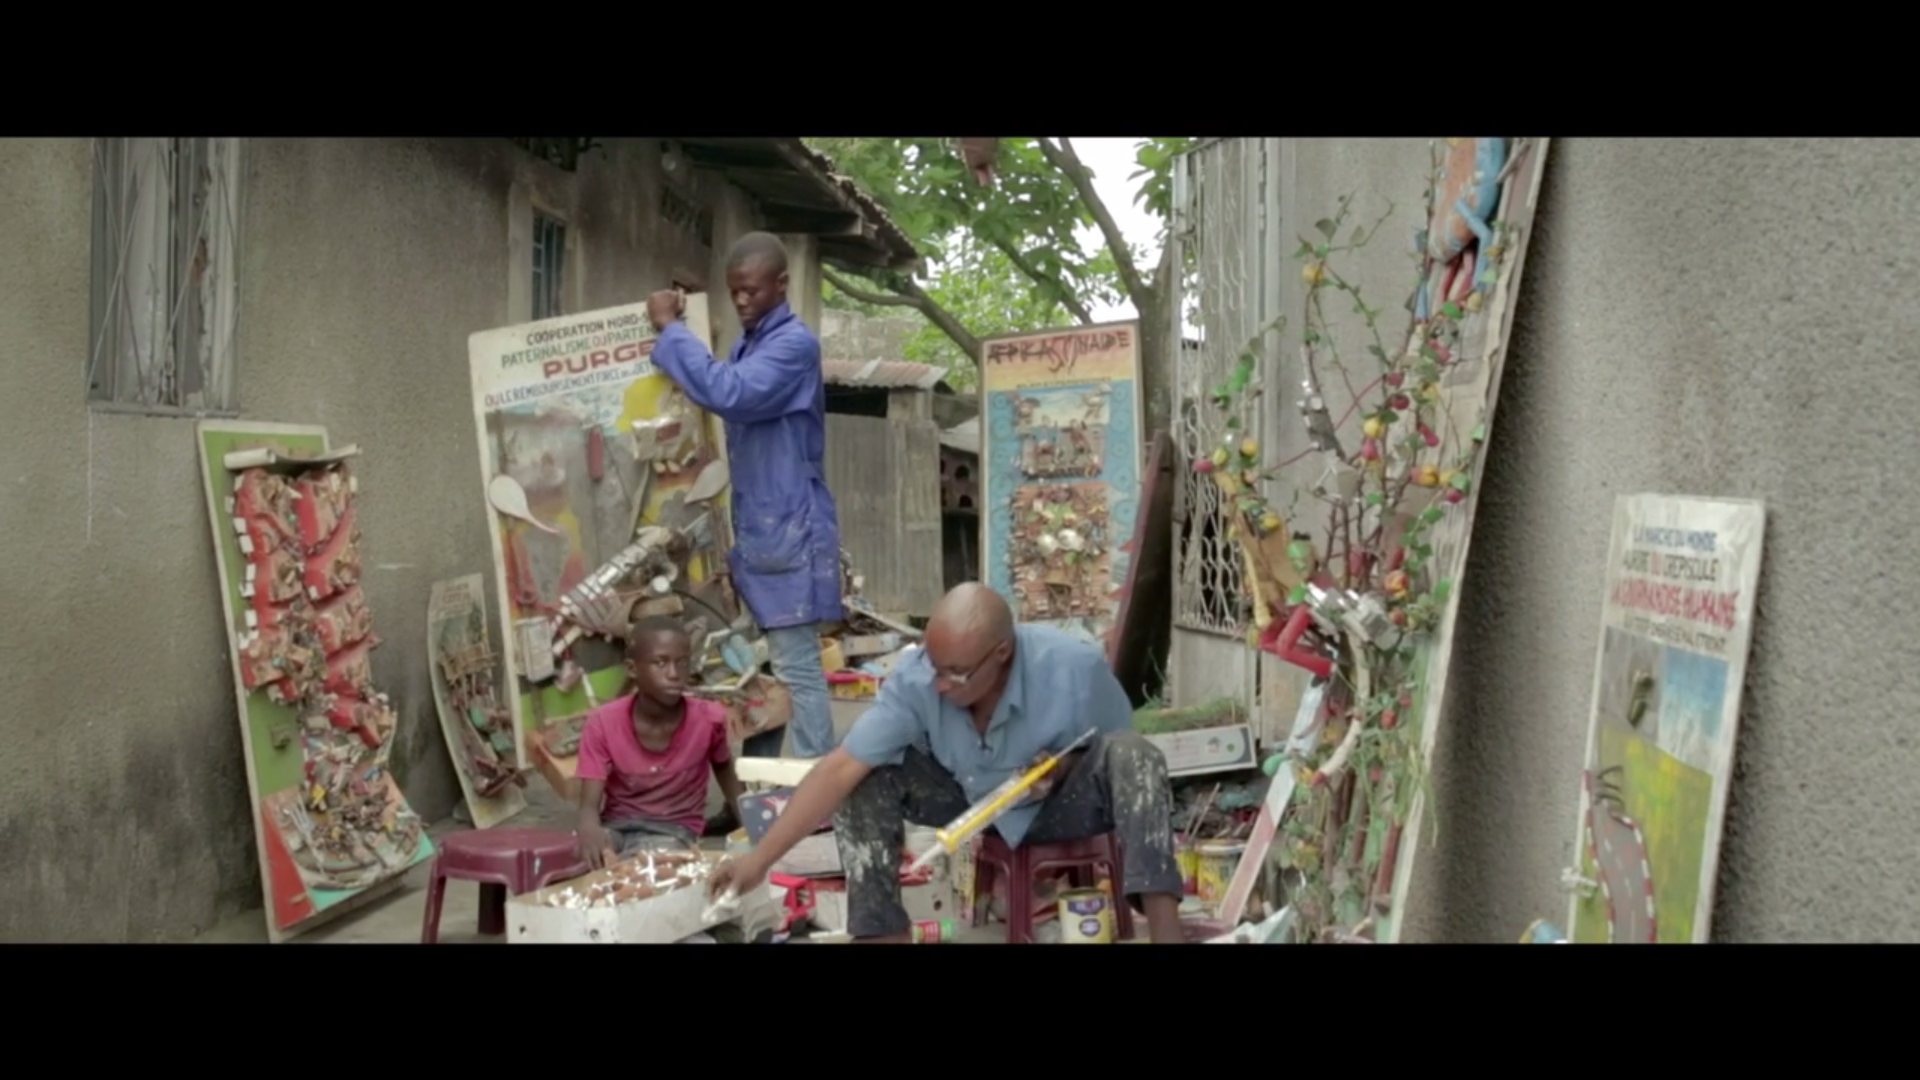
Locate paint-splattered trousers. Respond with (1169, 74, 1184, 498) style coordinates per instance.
(833, 730, 1184, 939)
(604, 817, 700, 855)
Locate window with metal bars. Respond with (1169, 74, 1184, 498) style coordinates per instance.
(88, 137, 243, 413)
(531, 212, 566, 320)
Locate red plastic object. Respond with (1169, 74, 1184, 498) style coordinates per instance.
(971, 832, 1135, 943)
(1260, 603, 1333, 680)
(769, 872, 817, 934)
(419, 828, 592, 944)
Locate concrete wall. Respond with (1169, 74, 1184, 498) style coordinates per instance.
(0, 137, 755, 941)
(1345, 138, 1920, 943)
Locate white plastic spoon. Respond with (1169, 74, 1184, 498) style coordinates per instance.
(685, 458, 730, 504)
(487, 474, 561, 535)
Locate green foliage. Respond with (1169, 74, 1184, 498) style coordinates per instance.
(823, 233, 1073, 392)
(1128, 137, 1195, 237)
(808, 137, 1197, 376)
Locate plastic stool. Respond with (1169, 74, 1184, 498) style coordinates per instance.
(971, 832, 1135, 943)
(420, 828, 592, 943)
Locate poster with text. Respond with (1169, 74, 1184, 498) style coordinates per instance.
(466, 297, 729, 780)
(1569, 494, 1765, 944)
(978, 321, 1143, 648)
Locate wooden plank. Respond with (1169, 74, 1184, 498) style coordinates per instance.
(890, 416, 943, 616)
(824, 413, 942, 617)
(196, 421, 425, 943)
(1106, 430, 1175, 703)
(1381, 138, 1555, 941)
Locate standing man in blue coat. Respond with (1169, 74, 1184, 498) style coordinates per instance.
(646, 232, 841, 760)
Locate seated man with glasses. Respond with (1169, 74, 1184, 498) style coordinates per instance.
(706, 582, 1185, 943)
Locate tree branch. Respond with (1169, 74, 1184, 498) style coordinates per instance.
(986, 236, 1094, 323)
(822, 266, 982, 361)
(1039, 137, 1152, 308)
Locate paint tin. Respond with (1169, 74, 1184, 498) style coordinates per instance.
(1058, 887, 1114, 944)
(1195, 840, 1246, 908)
(911, 919, 956, 943)
(1175, 834, 1200, 895)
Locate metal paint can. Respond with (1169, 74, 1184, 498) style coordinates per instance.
(1058, 887, 1114, 944)
(911, 919, 956, 943)
(1195, 840, 1246, 908)
(1175, 834, 1200, 895)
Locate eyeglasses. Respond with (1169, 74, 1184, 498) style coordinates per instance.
(933, 645, 1003, 687)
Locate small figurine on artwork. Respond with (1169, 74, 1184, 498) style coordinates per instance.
(633, 386, 705, 474)
(1079, 384, 1112, 425)
(233, 470, 300, 540)
(295, 467, 356, 549)
(303, 513, 364, 600)
(1005, 482, 1114, 628)
(1413, 137, 1509, 323)
(312, 587, 373, 652)
(325, 640, 376, 698)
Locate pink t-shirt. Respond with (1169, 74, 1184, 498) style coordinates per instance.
(574, 695, 730, 836)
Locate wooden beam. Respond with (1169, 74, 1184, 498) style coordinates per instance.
(713, 165, 820, 186)
(818, 243, 899, 270)
(767, 140, 868, 218)
(759, 211, 870, 237)
(677, 142, 784, 170)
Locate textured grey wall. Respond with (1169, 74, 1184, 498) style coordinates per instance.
(0, 138, 728, 941)
(1402, 137, 1920, 942)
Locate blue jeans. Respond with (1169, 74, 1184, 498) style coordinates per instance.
(755, 623, 835, 759)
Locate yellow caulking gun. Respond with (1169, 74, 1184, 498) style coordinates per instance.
(907, 726, 1099, 874)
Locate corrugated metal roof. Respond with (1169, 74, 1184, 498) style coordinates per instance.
(672, 139, 920, 272)
(940, 416, 979, 455)
(822, 358, 947, 391)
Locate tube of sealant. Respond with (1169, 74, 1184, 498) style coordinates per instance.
(907, 727, 1099, 874)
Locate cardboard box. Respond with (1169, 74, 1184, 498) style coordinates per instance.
(841, 633, 903, 658)
(820, 638, 847, 673)
(809, 876, 959, 934)
(507, 853, 779, 944)
(735, 757, 821, 787)
(828, 672, 879, 700)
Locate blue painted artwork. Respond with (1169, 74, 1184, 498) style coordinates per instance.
(983, 377, 1140, 647)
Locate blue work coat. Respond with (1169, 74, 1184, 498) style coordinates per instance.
(651, 303, 844, 630)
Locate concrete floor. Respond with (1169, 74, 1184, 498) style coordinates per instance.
(194, 699, 1013, 945)
(193, 699, 1205, 945)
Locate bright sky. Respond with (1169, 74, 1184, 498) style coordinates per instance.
(1068, 138, 1162, 324)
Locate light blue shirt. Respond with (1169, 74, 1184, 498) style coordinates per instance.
(840, 623, 1135, 847)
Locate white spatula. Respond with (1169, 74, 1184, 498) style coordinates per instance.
(487, 474, 561, 535)
(685, 458, 730, 504)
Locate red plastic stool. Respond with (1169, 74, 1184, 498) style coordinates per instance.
(971, 832, 1135, 943)
(420, 828, 592, 943)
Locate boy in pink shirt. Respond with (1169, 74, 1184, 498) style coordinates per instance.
(575, 616, 744, 867)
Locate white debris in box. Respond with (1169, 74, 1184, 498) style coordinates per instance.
(541, 850, 712, 910)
